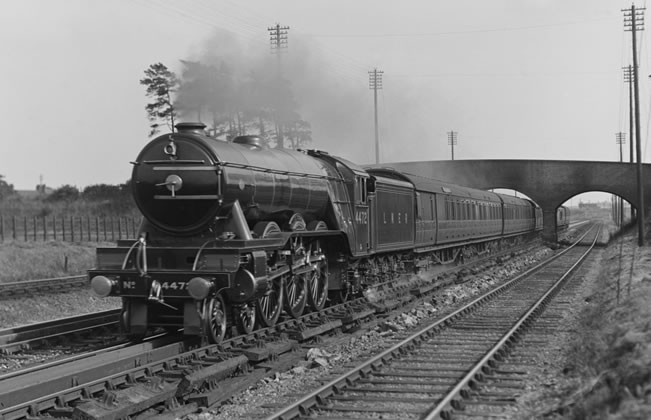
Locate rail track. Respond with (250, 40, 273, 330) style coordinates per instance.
(0, 309, 121, 355)
(262, 224, 601, 419)
(0, 275, 87, 299)
(0, 295, 378, 420)
(0, 247, 548, 419)
(0, 228, 586, 420)
(0, 235, 542, 359)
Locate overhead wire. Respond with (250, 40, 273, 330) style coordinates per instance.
(217, 0, 374, 73)
(135, 0, 264, 43)
(182, 0, 371, 83)
(135, 0, 369, 86)
(308, 16, 617, 38)
(620, 18, 629, 146)
(133, 1, 635, 164)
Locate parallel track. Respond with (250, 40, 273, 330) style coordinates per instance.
(0, 275, 87, 299)
(263, 224, 600, 419)
(0, 309, 121, 355)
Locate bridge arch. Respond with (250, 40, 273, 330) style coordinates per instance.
(372, 159, 647, 242)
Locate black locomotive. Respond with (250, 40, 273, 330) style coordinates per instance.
(89, 122, 543, 342)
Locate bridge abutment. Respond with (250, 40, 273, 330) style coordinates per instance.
(541, 208, 558, 243)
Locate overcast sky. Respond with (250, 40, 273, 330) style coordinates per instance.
(1, 0, 648, 203)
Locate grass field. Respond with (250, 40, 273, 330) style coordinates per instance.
(0, 240, 109, 282)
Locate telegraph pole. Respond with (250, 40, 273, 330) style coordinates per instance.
(447, 131, 458, 160)
(268, 23, 290, 149)
(268, 23, 289, 68)
(624, 66, 635, 163)
(616, 132, 626, 226)
(624, 65, 636, 222)
(616, 132, 626, 162)
(369, 68, 383, 164)
(623, 4, 645, 246)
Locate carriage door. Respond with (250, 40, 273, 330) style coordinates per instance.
(353, 175, 370, 254)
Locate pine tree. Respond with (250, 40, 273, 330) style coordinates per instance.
(140, 63, 179, 137)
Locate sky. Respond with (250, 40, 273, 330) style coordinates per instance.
(1, 0, 649, 204)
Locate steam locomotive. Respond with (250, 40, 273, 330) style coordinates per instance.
(89, 122, 543, 343)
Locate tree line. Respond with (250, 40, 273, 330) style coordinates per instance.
(0, 177, 137, 218)
(140, 60, 312, 149)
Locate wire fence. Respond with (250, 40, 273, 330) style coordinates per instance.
(0, 215, 142, 243)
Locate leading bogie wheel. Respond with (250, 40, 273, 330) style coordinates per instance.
(203, 294, 227, 344)
(283, 273, 307, 318)
(256, 276, 283, 328)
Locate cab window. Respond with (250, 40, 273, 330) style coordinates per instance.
(355, 176, 368, 204)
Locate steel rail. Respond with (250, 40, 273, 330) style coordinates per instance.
(262, 224, 598, 420)
(0, 295, 374, 419)
(0, 341, 133, 382)
(0, 309, 121, 352)
(422, 224, 600, 419)
(0, 275, 87, 299)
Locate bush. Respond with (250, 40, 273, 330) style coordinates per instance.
(47, 185, 80, 202)
(83, 182, 131, 201)
(0, 181, 138, 219)
(0, 175, 15, 200)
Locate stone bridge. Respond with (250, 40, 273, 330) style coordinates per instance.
(373, 160, 649, 242)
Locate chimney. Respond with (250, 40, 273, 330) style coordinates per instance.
(175, 122, 207, 134)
